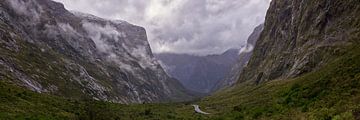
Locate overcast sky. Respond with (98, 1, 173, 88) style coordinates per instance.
(53, 0, 271, 55)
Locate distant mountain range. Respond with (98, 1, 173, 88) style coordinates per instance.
(155, 49, 239, 93)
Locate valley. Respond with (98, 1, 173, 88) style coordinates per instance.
(0, 0, 359, 119)
(155, 49, 239, 93)
(1, 45, 359, 119)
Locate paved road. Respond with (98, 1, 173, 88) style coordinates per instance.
(192, 105, 210, 115)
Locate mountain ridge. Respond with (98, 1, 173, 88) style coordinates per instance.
(155, 48, 239, 93)
(0, 0, 194, 104)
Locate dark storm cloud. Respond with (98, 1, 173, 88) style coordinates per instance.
(53, 0, 271, 55)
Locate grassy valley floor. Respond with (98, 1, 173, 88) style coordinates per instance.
(0, 44, 359, 120)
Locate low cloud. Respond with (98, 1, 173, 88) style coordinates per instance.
(82, 21, 115, 53)
(81, 20, 158, 69)
(53, 0, 271, 55)
(239, 44, 254, 54)
(7, 0, 44, 22)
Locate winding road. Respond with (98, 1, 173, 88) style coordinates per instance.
(192, 105, 210, 115)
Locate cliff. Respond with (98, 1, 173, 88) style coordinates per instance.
(239, 0, 360, 83)
(0, 0, 193, 103)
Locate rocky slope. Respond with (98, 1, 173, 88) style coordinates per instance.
(0, 0, 193, 103)
(155, 49, 239, 93)
(238, 0, 360, 84)
(213, 24, 264, 91)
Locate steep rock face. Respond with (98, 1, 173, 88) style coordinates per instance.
(0, 0, 192, 103)
(238, 0, 360, 83)
(213, 24, 263, 91)
(155, 49, 239, 93)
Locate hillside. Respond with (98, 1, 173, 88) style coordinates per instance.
(199, 44, 360, 119)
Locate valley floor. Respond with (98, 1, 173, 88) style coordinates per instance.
(0, 44, 360, 120)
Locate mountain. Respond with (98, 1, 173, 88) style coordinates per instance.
(155, 49, 239, 93)
(0, 0, 193, 104)
(0, 0, 359, 119)
(213, 24, 264, 91)
(197, 0, 360, 119)
(238, 0, 360, 84)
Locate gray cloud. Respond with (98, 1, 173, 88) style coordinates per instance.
(53, 0, 270, 55)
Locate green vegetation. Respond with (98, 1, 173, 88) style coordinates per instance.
(0, 44, 359, 120)
(1, 0, 359, 119)
(0, 79, 203, 120)
(199, 45, 360, 119)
